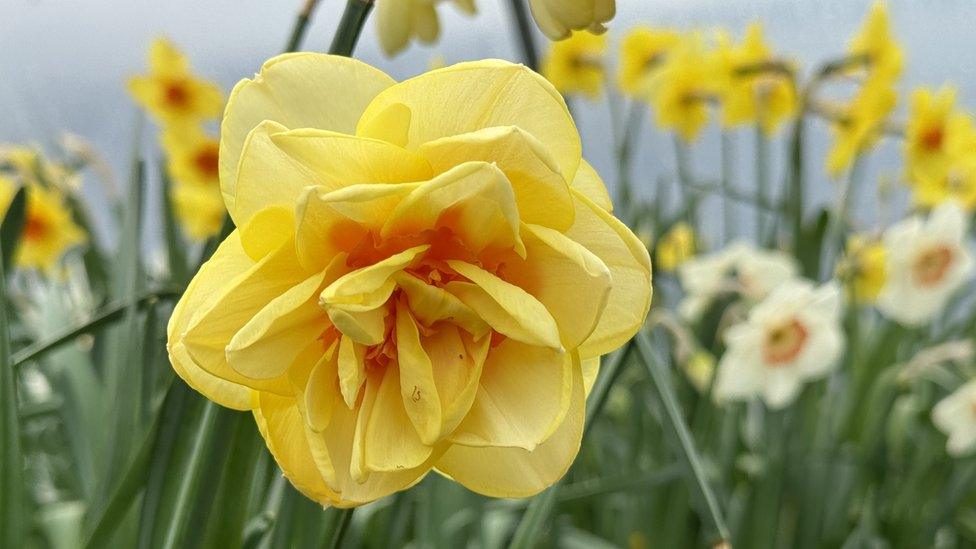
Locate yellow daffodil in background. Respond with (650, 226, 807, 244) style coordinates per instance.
(912, 152, 976, 211)
(838, 235, 887, 303)
(167, 54, 652, 507)
(825, 77, 897, 176)
(905, 87, 966, 180)
(376, 0, 476, 56)
(715, 23, 797, 135)
(542, 31, 607, 98)
(0, 177, 85, 274)
(617, 26, 680, 98)
(848, 1, 903, 82)
(651, 35, 718, 142)
(128, 38, 224, 124)
(655, 222, 696, 272)
(161, 124, 226, 240)
(530, 0, 615, 41)
(0, 144, 79, 191)
(682, 350, 715, 393)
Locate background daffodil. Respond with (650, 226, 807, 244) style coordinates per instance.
(529, 0, 615, 41)
(0, 178, 86, 274)
(542, 31, 607, 98)
(128, 38, 224, 123)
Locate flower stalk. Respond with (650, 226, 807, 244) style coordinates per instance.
(329, 0, 374, 57)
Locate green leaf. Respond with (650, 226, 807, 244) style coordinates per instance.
(0, 220, 25, 549)
(636, 331, 731, 545)
(159, 162, 189, 286)
(200, 419, 265, 549)
(0, 185, 27, 273)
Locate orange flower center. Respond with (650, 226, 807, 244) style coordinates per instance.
(762, 318, 808, 366)
(912, 245, 954, 286)
(23, 214, 48, 242)
(194, 145, 220, 180)
(920, 125, 944, 152)
(164, 81, 191, 109)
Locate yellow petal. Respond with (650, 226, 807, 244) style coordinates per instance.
(448, 339, 571, 450)
(357, 102, 412, 147)
(220, 53, 395, 212)
(569, 159, 613, 211)
(320, 245, 429, 312)
(337, 335, 367, 408)
(423, 324, 490, 438)
(253, 392, 338, 503)
(328, 307, 388, 347)
(357, 60, 581, 183)
(231, 120, 318, 228)
(392, 272, 489, 339)
(418, 126, 575, 231)
(225, 269, 329, 379)
(270, 128, 431, 191)
(395, 302, 442, 445)
(505, 223, 612, 350)
(239, 205, 296, 262)
(295, 182, 419, 272)
(445, 261, 561, 349)
(170, 232, 296, 398)
(364, 367, 434, 472)
(304, 352, 339, 432)
(436, 355, 584, 498)
(381, 162, 525, 257)
(566, 188, 651, 357)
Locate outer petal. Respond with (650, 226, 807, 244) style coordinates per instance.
(357, 60, 581, 183)
(170, 232, 298, 400)
(504, 223, 612, 350)
(448, 339, 571, 450)
(565, 186, 652, 357)
(435, 356, 584, 498)
(569, 160, 613, 211)
(417, 126, 575, 231)
(220, 53, 395, 212)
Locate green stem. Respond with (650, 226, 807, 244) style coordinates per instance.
(503, 0, 540, 71)
(755, 124, 770, 241)
(720, 132, 735, 242)
(0, 223, 24, 549)
(328, 508, 355, 549)
(285, 0, 322, 52)
(616, 100, 644, 209)
(819, 153, 865, 281)
(328, 0, 374, 57)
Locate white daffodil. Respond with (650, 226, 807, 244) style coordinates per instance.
(376, 0, 477, 56)
(529, 0, 615, 41)
(678, 241, 798, 320)
(714, 280, 844, 409)
(933, 380, 976, 456)
(876, 202, 975, 326)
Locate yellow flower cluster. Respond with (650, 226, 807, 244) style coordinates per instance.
(128, 38, 226, 240)
(541, 22, 796, 141)
(0, 147, 86, 274)
(904, 87, 976, 210)
(825, 2, 902, 176)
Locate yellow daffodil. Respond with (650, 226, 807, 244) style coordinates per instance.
(904, 87, 973, 181)
(839, 235, 887, 303)
(716, 23, 797, 135)
(167, 54, 652, 507)
(655, 222, 696, 272)
(542, 31, 606, 99)
(530, 0, 615, 41)
(0, 178, 85, 274)
(912, 151, 976, 211)
(128, 38, 224, 124)
(682, 350, 715, 393)
(825, 77, 897, 176)
(651, 35, 718, 142)
(617, 26, 680, 98)
(161, 125, 225, 239)
(849, 1, 903, 82)
(375, 0, 476, 57)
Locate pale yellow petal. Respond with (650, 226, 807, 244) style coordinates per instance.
(337, 335, 367, 408)
(445, 260, 561, 349)
(423, 324, 490, 438)
(320, 245, 429, 312)
(304, 352, 340, 431)
(357, 60, 581, 183)
(364, 367, 434, 472)
(381, 162, 524, 257)
(566, 188, 651, 356)
(417, 126, 575, 231)
(393, 272, 489, 339)
(395, 302, 442, 445)
(569, 159, 612, 211)
(436, 356, 584, 498)
(220, 53, 395, 212)
(448, 339, 571, 450)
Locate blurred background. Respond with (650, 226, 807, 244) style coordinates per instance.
(3, 0, 976, 248)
